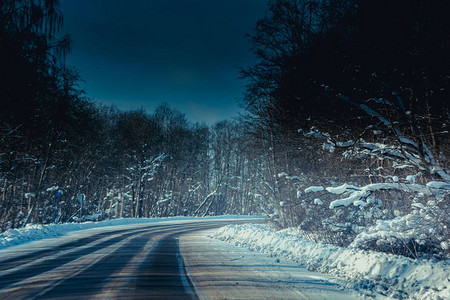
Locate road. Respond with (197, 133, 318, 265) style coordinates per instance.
(0, 219, 360, 299)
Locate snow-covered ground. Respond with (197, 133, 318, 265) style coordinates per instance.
(0, 217, 360, 299)
(0, 215, 260, 250)
(212, 223, 450, 300)
(181, 227, 361, 299)
(2, 216, 449, 299)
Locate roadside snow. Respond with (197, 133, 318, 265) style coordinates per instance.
(0, 216, 260, 250)
(212, 224, 450, 300)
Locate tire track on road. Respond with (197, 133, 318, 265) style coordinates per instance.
(0, 225, 188, 289)
(0, 220, 250, 299)
(40, 224, 222, 299)
(0, 228, 134, 270)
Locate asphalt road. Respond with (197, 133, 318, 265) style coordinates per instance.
(0, 219, 360, 299)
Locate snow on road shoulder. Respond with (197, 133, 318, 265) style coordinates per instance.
(212, 223, 450, 300)
(0, 215, 261, 250)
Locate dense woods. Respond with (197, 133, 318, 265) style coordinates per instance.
(0, 0, 258, 230)
(240, 0, 450, 259)
(1, 0, 449, 260)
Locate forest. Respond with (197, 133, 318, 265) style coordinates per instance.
(1, 0, 449, 260)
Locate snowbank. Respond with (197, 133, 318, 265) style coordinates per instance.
(0, 216, 259, 249)
(212, 224, 450, 300)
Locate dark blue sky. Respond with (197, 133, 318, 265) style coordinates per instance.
(59, 0, 267, 124)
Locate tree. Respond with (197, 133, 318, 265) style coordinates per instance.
(238, 0, 450, 258)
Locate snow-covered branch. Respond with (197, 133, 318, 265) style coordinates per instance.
(305, 181, 449, 209)
(305, 84, 450, 181)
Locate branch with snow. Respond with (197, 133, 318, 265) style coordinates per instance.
(301, 85, 450, 181)
(350, 198, 450, 260)
(305, 181, 449, 209)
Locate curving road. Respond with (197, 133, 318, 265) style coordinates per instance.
(0, 219, 360, 299)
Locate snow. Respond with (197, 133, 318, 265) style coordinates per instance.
(0, 216, 262, 250)
(364, 183, 433, 195)
(326, 183, 360, 194)
(353, 200, 366, 207)
(46, 186, 59, 192)
(213, 223, 450, 299)
(297, 99, 450, 182)
(350, 202, 449, 256)
(406, 172, 422, 183)
(304, 186, 324, 193)
(411, 203, 425, 209)
(329, 191, 366, 209)
(427, 181, 450, 189)
(313, 198, 323, 205)
(322, 142, 335, 152)
(305, 181, 445, 209)
(393, 162, 414, 169)
(299, 126, 330, 139)
(442, 241, 449, 250)
(336, 140, 354, 147)
(182, 228, 360, 299)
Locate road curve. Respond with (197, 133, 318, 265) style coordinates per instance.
(0, 219, 360, 299)
(0, 221, 230, 299)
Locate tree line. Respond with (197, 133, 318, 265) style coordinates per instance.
(1, 0, 449, 259)
(240, 0, 449, 259)
(0, 0, 260, 230)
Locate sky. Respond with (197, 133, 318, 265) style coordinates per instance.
(59, 0, 267, 124)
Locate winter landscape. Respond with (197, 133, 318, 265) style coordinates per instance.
(1, 0, 449, 299)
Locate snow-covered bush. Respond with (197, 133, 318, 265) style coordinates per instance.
(351, 196, 450, 260)
(301, 180, 450, 260)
